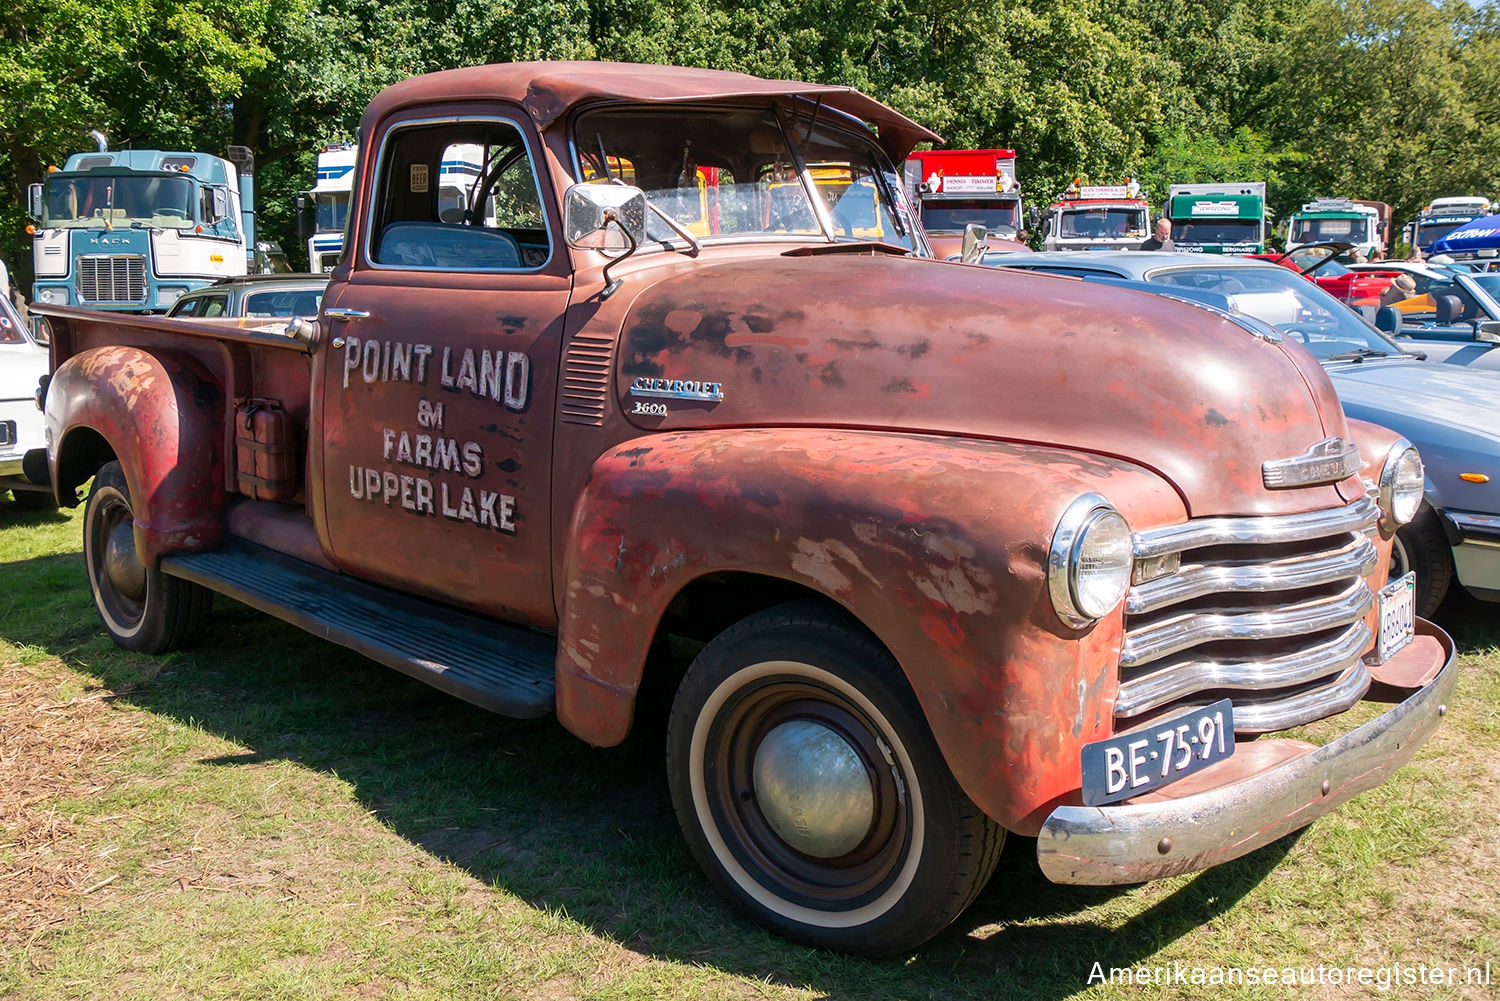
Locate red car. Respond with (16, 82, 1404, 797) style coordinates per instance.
(1252, 242, 1394, 307)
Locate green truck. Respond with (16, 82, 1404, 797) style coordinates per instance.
(1167, 182, 1268, 255)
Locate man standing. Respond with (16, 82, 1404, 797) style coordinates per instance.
(1140, 218, 1175, 251)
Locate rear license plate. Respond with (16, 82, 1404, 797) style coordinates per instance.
(1080, 699, 1235, 806)
(1377, 571, 1416, 662)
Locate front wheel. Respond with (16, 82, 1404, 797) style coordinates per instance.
(666, 603, 1004, 955)
(83, 461, 212, 653)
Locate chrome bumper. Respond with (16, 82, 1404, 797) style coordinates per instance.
(1037, 619, 1456, 885)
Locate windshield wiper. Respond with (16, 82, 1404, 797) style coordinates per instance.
(1325, 348, 1390, 362)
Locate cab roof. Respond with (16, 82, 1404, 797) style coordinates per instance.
(361, 61, 942, 162)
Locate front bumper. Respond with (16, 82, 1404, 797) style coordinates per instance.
(1037, 618, 1455, 884)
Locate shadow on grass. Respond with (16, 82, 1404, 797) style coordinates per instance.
(0, 546, 1411, 1001)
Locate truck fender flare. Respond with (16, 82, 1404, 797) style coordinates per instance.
(47, 345, 225, 567)
(554, 428, 1185, 833)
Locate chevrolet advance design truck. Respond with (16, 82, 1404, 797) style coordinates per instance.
(33, 62, 1455, 956)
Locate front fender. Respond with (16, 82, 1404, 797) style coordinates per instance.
(554, 428, 1185, 833)
(46, 345, 224, 566)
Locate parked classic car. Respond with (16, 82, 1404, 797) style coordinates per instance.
(0, 295, 54, 508)
(1253, 242, 1393, 307)
(166, 274, 328, 320)
(980, 250, 1500, 616)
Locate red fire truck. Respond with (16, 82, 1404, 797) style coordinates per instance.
(904, 149, 1029, 258)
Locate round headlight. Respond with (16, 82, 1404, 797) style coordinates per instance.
(37, 288, 61, 305)
(1049, 494, 1133, 627)
(1378, 441, 1424, 528)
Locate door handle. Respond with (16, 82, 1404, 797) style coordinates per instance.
(324, 307, 370, 321)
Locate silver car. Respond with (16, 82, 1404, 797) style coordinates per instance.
(981, 251, 1500, 616)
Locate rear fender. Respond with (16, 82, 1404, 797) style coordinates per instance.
(46, 345, 224, 566)
(555, 428, 1185, 833)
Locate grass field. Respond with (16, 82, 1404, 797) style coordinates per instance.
(2, 497, 1497, 1000)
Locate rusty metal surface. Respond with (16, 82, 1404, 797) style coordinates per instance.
(360, 62, 941, 163)
(46, 345, 224, 565)
(32, 304, 313, 354)
(555, 427, 1186, 832)
(607, 252, 1357, 519)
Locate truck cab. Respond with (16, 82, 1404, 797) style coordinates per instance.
(28, 147, 255, 312)
(1406, 197, 1494, 253)
(1167, 182, 1268, 255)
(904, 148, 1027, 256)
(1042, 181, 1150, 251)
(34, 62, 1455, 958)
(1287, 198, 1388, 258)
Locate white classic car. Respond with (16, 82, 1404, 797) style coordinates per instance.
(1, 294, 54, 509)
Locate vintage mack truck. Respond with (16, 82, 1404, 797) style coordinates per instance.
(33, 62, 1455, 956)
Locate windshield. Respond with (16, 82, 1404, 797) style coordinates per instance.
(43, 174, 196, 229)
(1291, 217, 1370, 244)
(1148, 265, 1404, 360)
(1282, 249, 1350, 276)
(244, 287, 325, 317)
(573, 105, 914, 250)
(1171, 220, 1261, 245)
(1057, 207, 1146, 240)
(1471, 274, 1500, 299)
(921, 200, 1018, 234)
(1416, 221, 1468, 246)
(315, 192, 349, 232)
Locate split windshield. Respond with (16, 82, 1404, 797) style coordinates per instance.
(43, 174, 197, 229)
(1058, 207, 1146, 240)
(1291, 217, 1371, 244)
(573, 105, 915, 249)
(1171, 220, 1261, 244)
(920, 201, 1018, 233)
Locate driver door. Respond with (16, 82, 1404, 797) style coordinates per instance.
(314, 104, 570, 629)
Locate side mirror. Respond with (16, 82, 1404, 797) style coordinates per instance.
(29, 315, 52, 346)
(211, 187, 230, 223)
(26, 183, 42, 221)
(1027, 205, 1039, 228)
(960, 223, 988, 264)
(1477, 320, 1500, 344)
(564, 183, 648, 253)
(296, 195, 311, 242)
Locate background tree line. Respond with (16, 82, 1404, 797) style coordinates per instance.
(1, 0, 1496, 281)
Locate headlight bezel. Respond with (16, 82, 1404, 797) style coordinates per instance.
(1048, 493, 1134, 628)
(1377, 439, 1424, 529)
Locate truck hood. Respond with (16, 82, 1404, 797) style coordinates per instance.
(613, 253, 1358, 517)
(1327, 359, 1500, 448)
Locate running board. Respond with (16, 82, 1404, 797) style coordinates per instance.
(161, 539, 556, 718)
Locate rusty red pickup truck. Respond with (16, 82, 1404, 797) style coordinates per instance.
(33, 62, 1456, 955)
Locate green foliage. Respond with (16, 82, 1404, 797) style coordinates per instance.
(0, 0, 1497, 282)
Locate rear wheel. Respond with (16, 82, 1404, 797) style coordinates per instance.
(83, 461, 211, 652)
(1391, 506, 1452, 618)
(666, 603, 1004, 955)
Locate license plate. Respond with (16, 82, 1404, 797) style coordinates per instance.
(1377, 571, 1416, 662)
(1080, 699, 1235, 806)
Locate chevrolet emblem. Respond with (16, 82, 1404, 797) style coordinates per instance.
(1262, 437, 1361, 489)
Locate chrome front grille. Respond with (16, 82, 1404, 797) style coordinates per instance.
(1121, 497, 1380, 735)
(76, 255, 147, 304)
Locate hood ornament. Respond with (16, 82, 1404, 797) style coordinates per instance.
(1263, 437, 1361, 489)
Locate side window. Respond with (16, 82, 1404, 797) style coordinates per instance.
(170, 297, 201, 318)
(200, 295, 229, 318)
(369, 117, 550, 271)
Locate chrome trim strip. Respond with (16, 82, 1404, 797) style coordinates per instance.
(1038, 623, 1455, 886)
(1228, 661, 1372, 732)
(1126, 534, 1377, 614)
(1115, 621, 1372, 718)
(1120, 578, 1373, 669)
(1133, 496, 1378, 559)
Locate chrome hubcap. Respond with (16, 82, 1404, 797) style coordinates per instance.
(752, 720, 874, 859)
(104, 520, 146, 601)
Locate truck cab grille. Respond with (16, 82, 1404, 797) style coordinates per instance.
(1120, 497, 1380, 735)
(77, 255, 147, 304)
